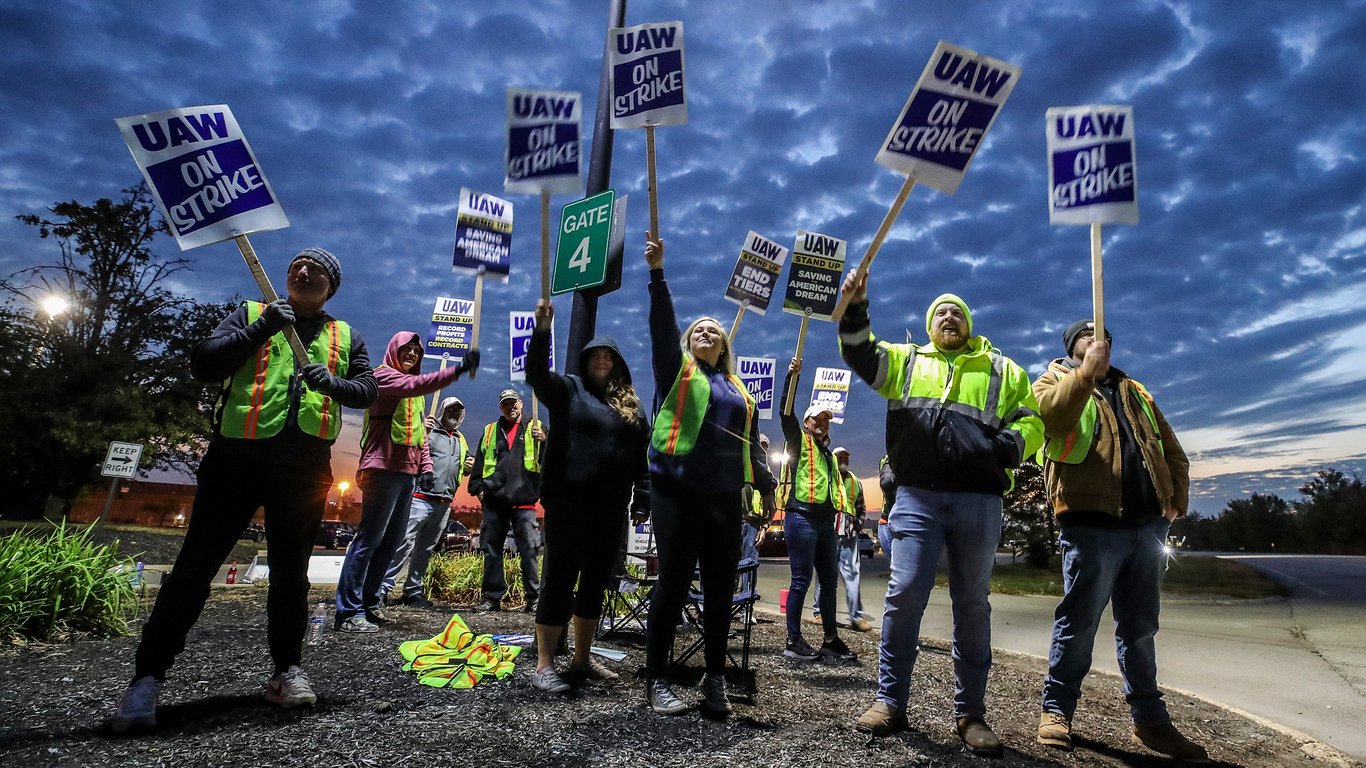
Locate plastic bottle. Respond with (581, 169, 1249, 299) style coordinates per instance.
(226, 560, 238, 584)
(307, 603, 326, 647)
(134, 561, 145, 586)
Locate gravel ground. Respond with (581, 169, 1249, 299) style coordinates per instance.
(0, 587, 1349, 767)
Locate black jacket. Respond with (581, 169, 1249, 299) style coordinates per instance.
(468, 416, 543, 507)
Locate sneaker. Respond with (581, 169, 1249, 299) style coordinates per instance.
(264, 665, 318, 709)
(820, 636, 858, 661)
(1038, 711, 1073, 750)
(474, 600, 501, 612)
(804, 615, 823, 627)
(568, 656, 619, 681)
(784, 636, 821, 661)
(366, 606, 390, 624)
(110, 676, 161, 733)
(849, 617, 874, 633)
(523, 598, 538, 614)
(855, 701, 907, 736)
(645, 678, 689, 715)
(956, 717, 1003, 759)
(531, 667, 571, 693)
(336, 615, 380, 633)
(1132, 722, 1210, 763)
(701, 674, 732, 718)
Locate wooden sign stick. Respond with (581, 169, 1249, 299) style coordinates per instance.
(233, 235, 310, 362)
(782, 310, 812, 415)
(540, 189, 551, 301)
(830, 175, 917, 323)
(469, 266, 485, 381)
(1090, 221, 1105, 342)
(646, 124, 661, 238)
(427, 358, 449, 418)
(729, 301, 748, 343)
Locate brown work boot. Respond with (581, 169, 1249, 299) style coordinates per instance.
(849, 617, 874, 632)
(956, 717, 1004, 758)
(1131, 722, 1209, 763)
(855, 701, 908, 736)
(1037, 711, 1072, 751)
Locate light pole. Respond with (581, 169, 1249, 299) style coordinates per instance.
(336, 481, 350, 516)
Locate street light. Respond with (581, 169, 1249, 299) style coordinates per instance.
(40, 295, 69, 319)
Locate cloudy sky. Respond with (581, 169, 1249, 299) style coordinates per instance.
(2, 1, 1364, 513)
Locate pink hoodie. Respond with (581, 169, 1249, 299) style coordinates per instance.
(357, 331, 466, 477)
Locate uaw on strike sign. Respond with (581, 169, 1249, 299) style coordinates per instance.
(116, 105, 288, 250)
(876, 41, 1021, 195)
(1046, 105, 1138, 225)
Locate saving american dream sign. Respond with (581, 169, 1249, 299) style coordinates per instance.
(1046, 105, 1138, 225)
(115, 105, 288, 250)
(452, 187, 514, 281)
(505, 88, 583, 196)
(875, 41, 1021, 195)
(608, 21, 687, 128)
(782, 230, 847, 321)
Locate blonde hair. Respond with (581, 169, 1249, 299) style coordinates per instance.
(679, 316, 733, 374)
(606, 380, 642, 423)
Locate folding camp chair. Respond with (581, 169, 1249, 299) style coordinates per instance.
(598, 522, 658, 638)
(668, 557, 760, 703)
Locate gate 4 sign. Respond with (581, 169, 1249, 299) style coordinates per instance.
(725, 231, 788, 315)
(115, 105, 288, 250)
(101, 441, 143, 479)
(1046, 105, 1138, 225)
(552, 189, 616, 295)
(876, 41, 1021, 195)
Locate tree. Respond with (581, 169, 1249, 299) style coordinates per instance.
(1293, 469, 1366, 555)
(1002, 461, 1056, 567)
(1213, 493, 1295, 552)
(0, 185, 233, 519)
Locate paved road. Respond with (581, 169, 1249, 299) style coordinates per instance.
(754, 552, 1366, 760)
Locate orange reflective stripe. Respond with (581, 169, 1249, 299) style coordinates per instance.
(1058, 429, 1078, 461)
(315, 321, 342, 438)
(664, 357, 696, 453)
(244, 343, 272, 439)
(804, 433, 818, 502)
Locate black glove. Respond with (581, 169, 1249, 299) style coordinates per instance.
(259, 298, 296, 333)
(457, 349, 481, 376)
(417, 471, 435, 492)
(301, 363, 337, 395)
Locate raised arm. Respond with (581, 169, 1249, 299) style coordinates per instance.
(526, 299, 572, 411)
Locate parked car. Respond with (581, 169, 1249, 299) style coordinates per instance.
(857, 530, 875, 558)
(238, 521, 266, 543)
(756, 522, 787, 558)
(434, 519, 473, 553)
(315, 520, 357, 551)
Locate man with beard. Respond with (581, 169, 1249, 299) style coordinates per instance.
(838, 273, 1042, 759)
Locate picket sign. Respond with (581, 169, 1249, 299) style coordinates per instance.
(469, 266, 487, 381)
(1091, 223, 1105, 344)
(233, 235, 310, 361)
(783, 310, 813, 415)
(729, 300, 748, 342)
(830, 177, 916, 324)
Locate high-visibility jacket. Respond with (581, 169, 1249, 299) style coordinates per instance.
(217, 301, 350, 440)
(362, 373, 426, 448)
(480, 420, 542, 476)
(650, 353, 756, 484)
(785, 431, 849, 513)
(1042, 367, 1161, 465)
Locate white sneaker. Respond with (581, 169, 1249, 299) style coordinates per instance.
(110, 676, 161, 732)
(531, 667, 571, 693)
(264, 665, 318, 708)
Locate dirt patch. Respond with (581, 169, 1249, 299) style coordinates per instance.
(0, 588, 1346, 767)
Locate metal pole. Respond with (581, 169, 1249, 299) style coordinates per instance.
(566, 0, 627, 376)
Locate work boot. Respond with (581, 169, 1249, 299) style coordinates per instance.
(700, 674, 732, 718)
(1037, 711, 1072, 751)
(110, 676, 161, 733)
(848, 617, 874, 632)
(568, 656, 619, 681)
(645, 678, 689, 715)
(956, 717, 1003, 758)
(1132, 722, 1210, 763)
(854, 701, 908, 736)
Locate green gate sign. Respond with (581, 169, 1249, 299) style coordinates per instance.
(553, 189, 615, 295)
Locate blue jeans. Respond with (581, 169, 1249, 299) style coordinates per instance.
(336, 469, 415, 619)
(380, 495, 451, 600)
(784, 509, 839, 640)
(878, 486, 1002, 718)
(811, 536, 864, 623)
(877, 520, 893, 569)
(1042, 518, 1171, 725)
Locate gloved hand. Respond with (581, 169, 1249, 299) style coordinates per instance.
(301, 363, 338, 395)
(457, 349, 481, 377)
(260, 298, 296, 333)
(417, 471, 435, 492)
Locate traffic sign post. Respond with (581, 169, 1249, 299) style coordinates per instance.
(552, 189, 616, 295)
(95, 441, 143, 532)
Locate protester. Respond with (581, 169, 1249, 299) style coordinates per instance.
(523, 298, 650, 694)
(468, 388, 545, 613)
(111, 248, 377, 731)
(380, 396, 474, 609)
(335, 333, 477, 633)
(877, 455, 896, 567)
(1033, 320, 1206, 762)
(739, 433, 772, 601)
(779, 358, 855, 663)
(812, 447, 873, 633)
(641, 231, 776, 718)
(839, 272, 1042, 758)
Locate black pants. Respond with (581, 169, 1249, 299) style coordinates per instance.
(645, 479, 742, 677)
(535, 497, 626, 627)
(134, 448, 330, 680)
(479, 499, 541, 603)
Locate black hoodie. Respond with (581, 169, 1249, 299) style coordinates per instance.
(527, 329, 650, 510)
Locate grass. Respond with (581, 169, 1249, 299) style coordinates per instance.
(1, 519, 261, 564)
(938, 551, 1288, 599)
(0, 520, 140, 642)
(426, 551, 535, 608)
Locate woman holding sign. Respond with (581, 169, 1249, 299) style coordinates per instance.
(641, 232, 776, 718)
(523, 299, 649, 694)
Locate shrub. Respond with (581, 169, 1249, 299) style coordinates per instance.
(0, 522, 139, 642)
(426, 552, 536, 608)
